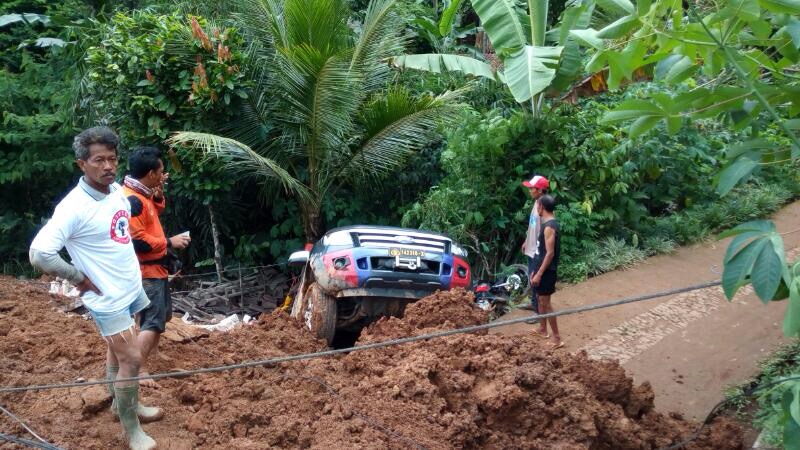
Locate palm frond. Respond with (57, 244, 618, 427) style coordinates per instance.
(234, 0, 286, 49)
(272, 46, 361, 164)
(282, 0, 350, 57)
(167, 132, 314, 205)
(335, 87, 466, 185)
(350, 0, 409, 91)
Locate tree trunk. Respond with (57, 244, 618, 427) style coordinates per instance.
(208, 204, 224, 282)
(300, 202, 324, 243)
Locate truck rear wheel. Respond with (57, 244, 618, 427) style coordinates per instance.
(303, 282, 337, 345)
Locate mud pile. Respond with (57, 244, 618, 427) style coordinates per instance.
(0, 277, 741, 449)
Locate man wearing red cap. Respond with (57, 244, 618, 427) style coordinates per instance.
(520, 176, 549, 327)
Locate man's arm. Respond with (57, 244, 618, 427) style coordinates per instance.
(532, 227, 555, 284)
(29, 248, 83, 284)
(128, 195, 168, 256)
(29, 207, 102, 295)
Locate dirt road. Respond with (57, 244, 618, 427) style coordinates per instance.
(494, 200, 800, 421)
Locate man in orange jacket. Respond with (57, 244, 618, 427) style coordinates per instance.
(123, 147, 190, 385)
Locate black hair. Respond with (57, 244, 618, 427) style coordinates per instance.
(128, 146, 163, 179)
(73, 126, 120, 160)
(539, 194, 556, 213)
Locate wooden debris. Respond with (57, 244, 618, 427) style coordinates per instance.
(171, 267, 290, 323)
(162, 320, 210, 343)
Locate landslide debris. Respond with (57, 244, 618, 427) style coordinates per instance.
(0, 278, 741, 449)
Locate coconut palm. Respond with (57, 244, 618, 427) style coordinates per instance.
(169, 0, 463, 241)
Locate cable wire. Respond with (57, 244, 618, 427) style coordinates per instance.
(0, 404, 53, 446)
(0, 431, 63, 450)
(658, 375, 800, 450)
(0, 280, 723, 394)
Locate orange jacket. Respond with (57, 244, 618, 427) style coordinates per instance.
(123, 186, 168, 279)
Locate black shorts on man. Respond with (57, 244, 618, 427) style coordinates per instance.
(139, 278, 171, 333)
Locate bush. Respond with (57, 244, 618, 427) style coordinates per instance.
(403, 83, 798, 282)
(642, 235, 677, 256)
(589, 237, 646, 275)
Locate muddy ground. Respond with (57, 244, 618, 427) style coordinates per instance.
(0, 277, 742, 449)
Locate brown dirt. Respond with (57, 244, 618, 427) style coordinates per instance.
(0, 279, 742, 449)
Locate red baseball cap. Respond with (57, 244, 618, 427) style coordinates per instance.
(522, 175, 549, 189)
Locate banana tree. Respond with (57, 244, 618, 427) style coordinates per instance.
(392, 0, 593, 116)
(169, 0, 463, 241)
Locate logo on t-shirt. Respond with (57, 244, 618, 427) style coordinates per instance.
(110, 210, 131, 244)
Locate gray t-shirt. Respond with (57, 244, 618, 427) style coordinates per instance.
(523, 200, 541, 259)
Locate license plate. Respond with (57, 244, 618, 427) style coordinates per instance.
(388, 248, 425, 257)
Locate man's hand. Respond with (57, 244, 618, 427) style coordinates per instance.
(531, 273, 542, 287)
(75, 276, 102, 296)
(169, 234, 191, 250)
(152, 172, 169, 199)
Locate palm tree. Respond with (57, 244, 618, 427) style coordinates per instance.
(169, 0, 463, 241)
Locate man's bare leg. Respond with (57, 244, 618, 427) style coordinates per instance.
(539, 295, 561, 347)
(535, 294, 549, 336)
(137, 330, 160, 388)
(106, 327, 156, 450)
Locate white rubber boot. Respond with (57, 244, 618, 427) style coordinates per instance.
(108, 366, 164, 423)
(115, 384, 157, 450)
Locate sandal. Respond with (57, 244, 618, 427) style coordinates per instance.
(549, 341, 565, 350)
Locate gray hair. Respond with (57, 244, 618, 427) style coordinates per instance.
(73, 126, 120, 160)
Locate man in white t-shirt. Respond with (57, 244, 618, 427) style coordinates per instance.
(29, 127, 159, 450)
(519, 175, 549, 321)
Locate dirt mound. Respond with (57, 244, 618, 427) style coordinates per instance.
(0, 277, 742, 449)
(358, 288, 487, 343)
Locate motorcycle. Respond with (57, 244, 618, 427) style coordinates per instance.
(473, 273, 525, 320)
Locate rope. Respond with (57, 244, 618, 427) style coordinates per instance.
(13, 262, 289, 289)
(0, 404, 54, 446)
(658, 375, 800, 450)
(0, 280, 723, 394)
(0, 432, 63, 450)
(171, 262, 288, 280)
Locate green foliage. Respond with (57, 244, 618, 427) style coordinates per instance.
(642, 235, 676, 256)
(719, 220, 797, 334)
(576, 0, 800, 311)
(395, 0, 589, 114)
(589, 237, 646, 275)
(171, 0, 464, 242)
(403, 84, 798, 281)
(83, 11, 247, 142)
(0, 0, 89, 272)
(80, 10, 252, 268)
(749, 339, 800, 449)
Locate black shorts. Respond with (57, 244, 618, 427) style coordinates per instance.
(535, 270, 557, 295)
(139, 278, 172, 333)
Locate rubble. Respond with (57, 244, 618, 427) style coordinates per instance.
(0, 276, 742, 449)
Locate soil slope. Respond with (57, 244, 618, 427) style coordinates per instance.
(0, 279, 741, 449)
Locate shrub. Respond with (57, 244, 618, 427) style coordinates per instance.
(642, 235, 677, 256)
(589, 237, 646, 275)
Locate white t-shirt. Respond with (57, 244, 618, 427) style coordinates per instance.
(30, 180, 142, 312)
(523, 200, 541, 259)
